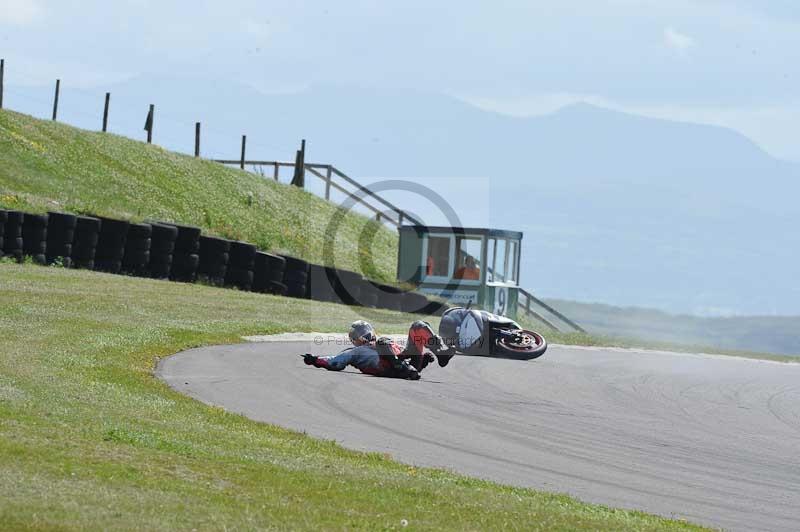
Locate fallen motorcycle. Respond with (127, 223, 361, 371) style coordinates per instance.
(438, 306, 547, 361)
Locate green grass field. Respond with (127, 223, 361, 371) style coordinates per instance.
(0, 263, 705, 531)
(0, 108, 397, 282)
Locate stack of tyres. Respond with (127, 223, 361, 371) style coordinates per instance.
(71, 216, 101, 269)
(45, 212, 77, 267)
(3, 211, 24, 261)
(225, 241, 256, 291)
(358, 279, 379, 308)
(254, 252, 287, 294)
(21, 213, 48, 264)
(121, 223, 152, 276)
(170, 225, 201, 282)
(148, 224, 178, 279)
(308, 264, 337, 302)
(197, 236, 230, 285)
(374, 283, 404, 311)
(334, 269, 363, 306)
(280, 256, 308, 298)
(0, 210, 7, 259)
(94, 217, 130, 273)
(401, 291, 430, 314)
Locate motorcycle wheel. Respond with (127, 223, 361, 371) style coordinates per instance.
(494, 329, 547, 360)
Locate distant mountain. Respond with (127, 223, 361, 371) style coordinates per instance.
(6, 78, 799, 315)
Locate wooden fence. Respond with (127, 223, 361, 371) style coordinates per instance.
(214, 159, 423, 228)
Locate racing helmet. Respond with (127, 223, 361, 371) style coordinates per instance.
(349, 320, 376, 344)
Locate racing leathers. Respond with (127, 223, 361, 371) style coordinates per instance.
(304, 337, 420, 379)
(303, 321, 454, 379)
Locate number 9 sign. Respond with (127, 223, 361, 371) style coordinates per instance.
(493, 286, 508, 316)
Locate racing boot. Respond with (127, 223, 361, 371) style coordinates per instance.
(386, 356, 420, 380)
(432, 341, 455, 367)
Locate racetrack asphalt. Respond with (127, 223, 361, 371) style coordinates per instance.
(157, 336, 800, 531)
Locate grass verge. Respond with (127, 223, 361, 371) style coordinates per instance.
(0, 264, 703, 530)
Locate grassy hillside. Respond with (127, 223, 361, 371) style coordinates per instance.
(0, 263, 702, 531)
(0, 108, 397, 282)
(546, 299, 800, 357)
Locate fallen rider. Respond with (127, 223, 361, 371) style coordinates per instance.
(302, 320, 455, 380)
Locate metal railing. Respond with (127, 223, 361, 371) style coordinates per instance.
(518, 287, 586, 333)
(214, 159, 422, 228)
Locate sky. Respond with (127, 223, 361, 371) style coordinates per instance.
(1, 0, 798, 159)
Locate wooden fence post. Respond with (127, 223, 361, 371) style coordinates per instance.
(398, 211, 404, 226)
(52, 79, 60, 121)
(102, 93, 110, 132)
(144, 104, 154, 143)
(325, 165, 332, 200)
(240, 135, 246, 169)
(273, 162, 279, 181)
(0, 59, 4, 110)
(195, 122, 201, 157)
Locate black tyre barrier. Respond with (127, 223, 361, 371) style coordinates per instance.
(3, 237, 23, 261)
(47, 246, 74, 264)
(72, 240, 97, 258)
(122, 223, 152, 275)
(308, 264, 336, 302)
(148, 224, 178, 279)
(74, 230, 100, 249)
(198, 236, 231, 285)
(334, 269, 363, 305)
(95, 260, 122, 274)
(168, 225, 201, 282)
(71, 216, 102, 268)
(0, 211, 5, 259)
(401, 291, 430, 314)
(4, 210, 24, 237)
(1, 208, 450, 318)
(172, 224, 202, 254)
(266, 280, 288, 296)
(252, 252, 272, 292)
(225, 266, 254, 291)
(73, 259, 95, 270)
(148, 223, 178, 279)
(283, 269, 308, 285)
(373, 283, 404, 311)
(264, 254, 286, 283)
(254, 252, 288, 292)
(228, 241, 257, 269)
(21, 213, 48, 263)
(199, 235, 230, 256)
(282, 255, 309, 275)
(4, 236, 23, 251)
(358, 281, 380, 308)
(170, 253, 200, 283)
(286, 280, 309, 299)
(122, 251, 151, 275)
(150, 239, 175, 255)
(199, 252, 229, 270)
(47, 212, 77, 231)
(125, 237, 151, 252)
(149, 261, 172, 279)
(95, 218, 130, 273)
(150, 224, 178, 250)
(45, 216, 75, 263)
(127, 222, 152, 240)
(279, 255, 306, 289)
